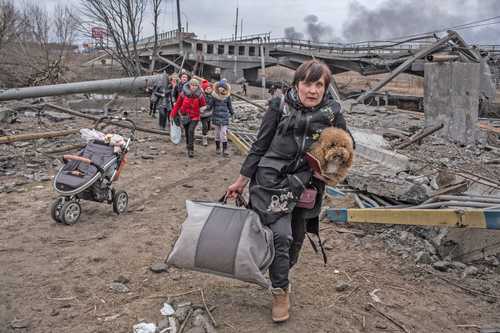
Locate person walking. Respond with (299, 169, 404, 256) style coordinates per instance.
(172, 72, 191, 102)
(170, 78, 206, 158)
(158, 77, 174, 131)
(200, 80, 214, 147)
(226, 60, 354, 322)
(209, 80, 233, 157)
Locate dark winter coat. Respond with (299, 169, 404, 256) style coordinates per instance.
(158, 82, 174, 111)
(171, 84, 206, 121)
(172, 81, 188, 102)
(201, 92, 215, 118)
(240, 87, 353, 226)
(210, 82, 234, 126)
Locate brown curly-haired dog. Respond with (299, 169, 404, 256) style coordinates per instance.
(308, 127, 354, 186)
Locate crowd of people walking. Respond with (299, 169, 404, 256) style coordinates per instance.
(147, 71, 234, 158)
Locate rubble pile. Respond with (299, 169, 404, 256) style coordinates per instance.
(133, 300, 218, 333)
(0, 96, 149, 193)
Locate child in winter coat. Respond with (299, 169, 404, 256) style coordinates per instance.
(209, 81, 234, 157)
(170, 78, 206, 158)
(200, 80, 214, 146)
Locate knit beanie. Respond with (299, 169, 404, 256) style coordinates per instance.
(201, 79, 210, 91)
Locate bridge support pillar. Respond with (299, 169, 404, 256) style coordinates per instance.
(220, 67, 244, 82)
(424, 62, 480, 145)
(243, 68, 259, 83)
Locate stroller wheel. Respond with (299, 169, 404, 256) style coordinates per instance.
(113, 190, 128, 215)
(51, 197, 65, 223)
(60, 201, 81, 225)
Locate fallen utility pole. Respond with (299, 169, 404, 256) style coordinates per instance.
(355, 31, 457, 104)
(0, 129, 79, 144)
(396, 123, 444, 149)
(43, 103, 169, 136)
(0, 73, 167, 101)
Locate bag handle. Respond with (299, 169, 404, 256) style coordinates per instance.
(219, 192, 248, 208)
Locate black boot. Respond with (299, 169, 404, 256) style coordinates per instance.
(222, 142, 229, 157)
(188, 149, 194, 158)
(215, 141, 221, 155)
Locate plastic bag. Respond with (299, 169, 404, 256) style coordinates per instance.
(170, 121, 182, 144)
(80, 128, 105, 143)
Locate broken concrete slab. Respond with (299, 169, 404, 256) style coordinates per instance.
(351, 127, 410, 172)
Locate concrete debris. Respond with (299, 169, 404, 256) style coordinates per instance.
(432, 261, 451, 272)
(132, 299, 218, 333)
(335, 281, 351, 292)
(150, 263, 168, 273)
(109, 282, 129, 293)
(462, 266, 479, 278)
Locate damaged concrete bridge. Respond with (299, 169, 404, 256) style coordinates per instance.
(88, 29, 500, 82)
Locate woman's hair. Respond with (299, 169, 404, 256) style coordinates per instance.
(292, 60, 332, 88)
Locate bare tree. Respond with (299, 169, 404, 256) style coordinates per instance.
(0, 0, 19, 50)
(149, 0, 163, 74)
(0, 2, 80, 86)
(79, 0, 147, 76)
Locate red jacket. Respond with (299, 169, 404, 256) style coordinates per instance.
(171, 88, 206, 121)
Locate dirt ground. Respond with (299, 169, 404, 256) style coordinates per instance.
(1, 107, 500, 333)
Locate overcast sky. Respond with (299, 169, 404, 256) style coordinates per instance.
(49, 0, 500, 44)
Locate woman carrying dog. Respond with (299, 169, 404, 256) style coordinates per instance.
(209, 80, 234, 156)
(226, 60, 354, 323)
(170, 78, 206, 158)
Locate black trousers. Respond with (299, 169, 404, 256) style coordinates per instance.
(158, 108, 170, 129)
(201, 117, 211, 135)
(150, 100, 158, 115)
(183, 119, 198, 151)
(268, 208, 307, 289)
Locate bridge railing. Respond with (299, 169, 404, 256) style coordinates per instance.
(217, 32, 271, 43)
(137, 28, 184, 46)
(265, 38, 438, 54)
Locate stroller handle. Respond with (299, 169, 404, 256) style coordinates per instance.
(94, 116, 137, 136)
(63, 154, 105, 174)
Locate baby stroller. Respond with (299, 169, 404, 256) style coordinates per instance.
(50, 116, 135, 225)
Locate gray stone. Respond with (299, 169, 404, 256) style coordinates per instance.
(415, 251, 432, 265)
(150, 262, 168, 273)
(141, 155, 155, 160)
(335, 281, 350, 292)
(113, 275, 130, 284)
(110, 282, 129, 293)
(424, 240, 437, 255)
(485, 255, 500, 267)
(185, 327, 205, 333)
(158, 318, 170, 330)
(462, 266, 479, 278)
(399, 231, 410, 242)
(174, 306, 191, 322)
(432, 261, 451, 272)
(451, 261, 467, 270)
(10, 319, 30, 329)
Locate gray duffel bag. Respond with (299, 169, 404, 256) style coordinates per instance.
(166, 199, 275, 288)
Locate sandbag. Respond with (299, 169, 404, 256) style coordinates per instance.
(167, 200, 274, 288)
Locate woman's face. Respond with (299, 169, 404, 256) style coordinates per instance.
(297, 76, 326, 108)
(190, 83, 198, 91)
(181, 74, 189, 83)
